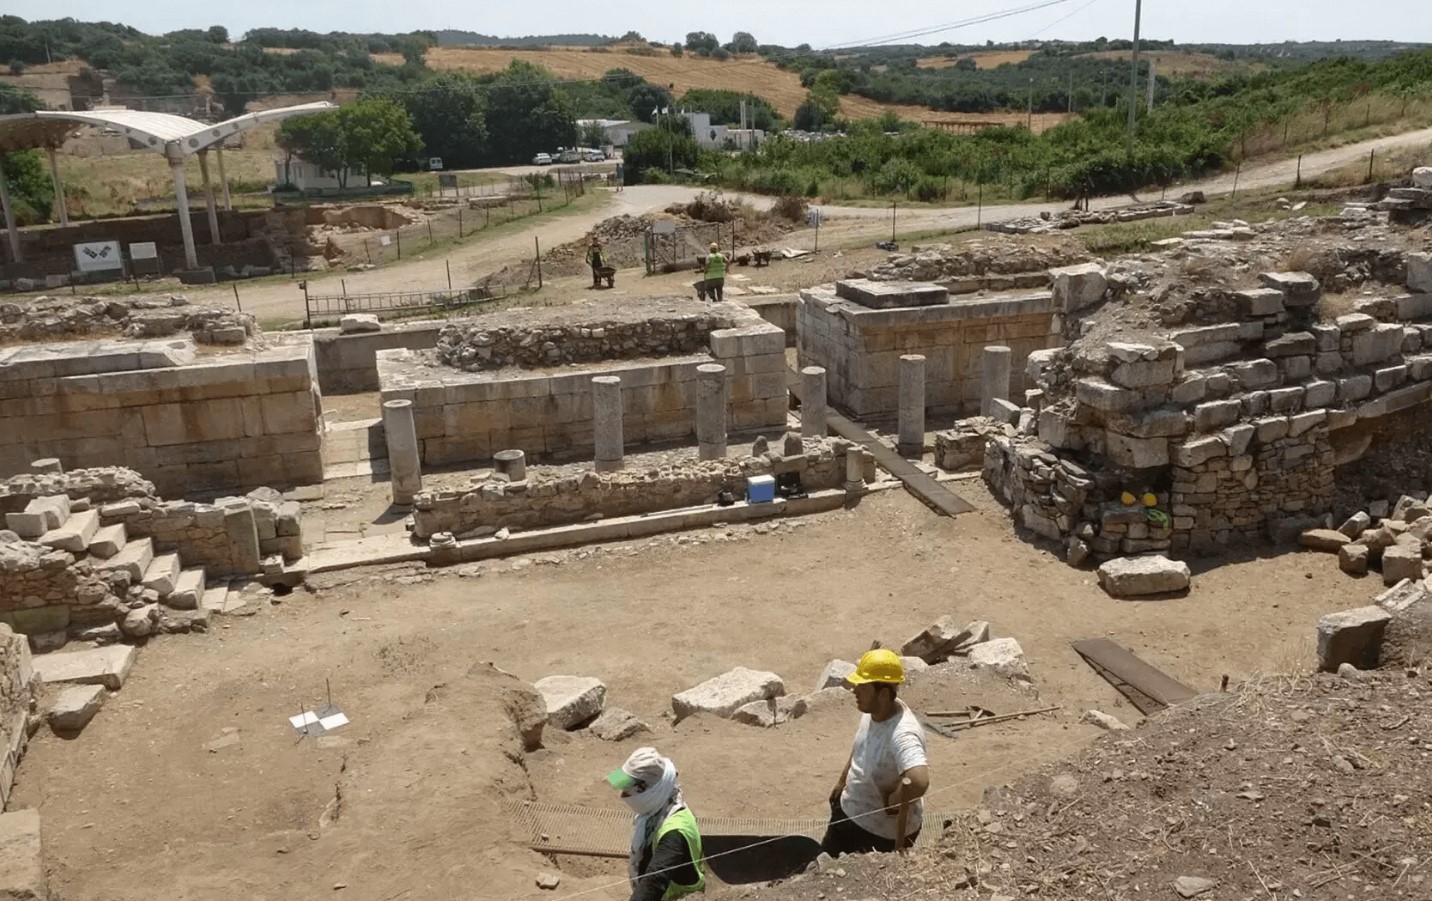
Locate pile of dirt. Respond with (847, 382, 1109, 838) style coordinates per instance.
(861, 234, 1091, 282)
(734, 666, 1432, 900)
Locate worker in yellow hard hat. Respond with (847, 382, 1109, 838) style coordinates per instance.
(820, 648, 930, 856)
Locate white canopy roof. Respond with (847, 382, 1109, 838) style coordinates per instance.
(0, 101, 335, 157)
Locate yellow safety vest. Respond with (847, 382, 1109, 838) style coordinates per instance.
(652, 807, 705, 898)
(703, 253, 726, 280)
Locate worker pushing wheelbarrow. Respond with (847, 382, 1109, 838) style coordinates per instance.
(586, 238, 616, 289)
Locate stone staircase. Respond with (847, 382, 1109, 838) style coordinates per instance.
(13, 495, 211, 616)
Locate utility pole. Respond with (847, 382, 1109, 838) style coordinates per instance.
(1027, 77, 1034, 130)
(1147, 56, 1157, 114)
(1127, 0, 1143, 153)
(1068, 72, 1075, 113)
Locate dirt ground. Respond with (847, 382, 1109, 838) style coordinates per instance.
(11, 480, 1386, 901)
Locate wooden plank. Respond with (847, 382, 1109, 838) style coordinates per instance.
(1072, 637, 1198, 713)
(787, 370, 975, 517)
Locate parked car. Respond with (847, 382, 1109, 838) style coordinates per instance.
(532, 153, 553, 166)
(583, 149, 605, 162)
(557, 148, 582, 164)
(428, 157, 444, 171)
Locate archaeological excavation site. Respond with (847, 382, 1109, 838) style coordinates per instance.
(0, 187, 1428, 901)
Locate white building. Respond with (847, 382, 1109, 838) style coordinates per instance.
(677, 112, 765, 150)
(274, 159, 377, 191)
(577, 118, 653, 148)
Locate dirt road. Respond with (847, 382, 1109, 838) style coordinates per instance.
(12, 485, 1376, 900)
(185, 126, 1432, 322)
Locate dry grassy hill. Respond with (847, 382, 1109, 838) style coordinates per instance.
(1078, 49, 1249, 76)
(917, 49, 1035, 69)
(395, 44, 1067, 131)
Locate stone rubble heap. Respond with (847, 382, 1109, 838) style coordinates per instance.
(860, 238, 1089, 286)
(985, 200, 1194, 236)
(1302, 493, 1432, 587)
(431, 298, 742, 372)
(0, 295, 259, 346)
(978, 249, 1432, 565)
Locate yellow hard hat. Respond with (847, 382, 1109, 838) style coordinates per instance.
(709, 242, 719, 251)
(846, 649, 905, 686)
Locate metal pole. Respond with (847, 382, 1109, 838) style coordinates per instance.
(1231, 161, 1241, 199)
(446, 259, 452, 290)
(1295, 154, 1303, 189)
(977, 180, 983, 228)
(1068, 72, 1074, 114)
(1127, 0, 1143, 153)
(168, 156, 199, 270)
(535, 236, 542, 288)
(231, 282, 242, 312)
(45, 147, 69, 227)
(891, 201, 897, 243)
(198, 150, 221, 244)
(1367, 149, 1376, 184)
(0, 154, 22, 263)
(215, 147, 232, 210)
(1027, 78, 1034, 130)
(1146, 56, 1157, 114)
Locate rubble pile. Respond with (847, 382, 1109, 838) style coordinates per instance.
(1302, 493, 1432, 586)
(986, 200, 1194, 235)
(0, 295, 259, 346)
(861, 236, 1089, 284)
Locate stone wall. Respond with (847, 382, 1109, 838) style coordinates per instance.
(0, 625, 31, 808)
(797, 281, 1060, 419)
(311, 321, 446, 394)
(0, 295, 257, 345)
(0, 540, 114, 633)
(979, 258, 1432, 562)
(0, 336, 324, 496)
(379, 302, 787, 468)
(743, 295, 798, 346)
(413, 436, 859, 537)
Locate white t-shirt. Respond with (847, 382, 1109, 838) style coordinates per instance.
(839, 700, 928, 840)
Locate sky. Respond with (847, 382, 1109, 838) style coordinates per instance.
(7, 0, 1430, 47)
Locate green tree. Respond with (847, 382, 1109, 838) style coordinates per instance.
(728, 32, 759, 54)
(276, 111, 346, 185)
(580, 121, 608, 147)
(337, 97, 423, 184)
(480, 61, 577, 164)
(623, 116, 697, 184)
(385, 75, 487, 169)
(685, 32, 719, 55)
(1, 151, 54, 225)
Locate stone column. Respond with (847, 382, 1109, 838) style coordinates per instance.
(493, 449, 526, 482)
(593, 376, 624, 472)
(897, 354, 925, 458)
(696, 363, 728, 460)
(844, 445, 866, 494)
(981, 345, 1012, 417)
(382, 399, 422, 505)
(800, 365, 828, 438)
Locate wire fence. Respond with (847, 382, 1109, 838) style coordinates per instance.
(301, 285, 514, 328)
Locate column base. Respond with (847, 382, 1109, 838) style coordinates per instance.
(897, 442, 924, 459)
(698, 443, 727, 461)
(843, 480, 867, 497)
(595, 459, 624, 473)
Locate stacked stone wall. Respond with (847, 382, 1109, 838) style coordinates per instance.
(0, 625, 31, 806)
(413, 437, 857, 537)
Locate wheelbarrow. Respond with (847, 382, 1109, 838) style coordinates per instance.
(592, 265, 616, 289)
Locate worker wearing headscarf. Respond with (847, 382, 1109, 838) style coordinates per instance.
(586, 238, 606, 288)
(701, 242, 728, 302)
(607, 747, 705, 900)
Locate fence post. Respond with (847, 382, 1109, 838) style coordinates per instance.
(231, 283, 242, 312)
(396, 230, 402, 259)
(1231, 161, 1241, 199)
(1295, 154, 1303, 189)
(891, 201, 897, 243)
(427, 221, 434, 245)
(977, 181, 983, 228)
(446, 259, 453, 291)
(458, 207, 463, 239)
(535, 236, 542, 289)
(1367, 149, 1376, 184)
(302, 281, 311, 331)
(364, 240, 372, 265)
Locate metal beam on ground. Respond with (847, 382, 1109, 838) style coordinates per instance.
(1072, 637, 1198, 714)
(215, 146, 232, 210)
(788, 368, 975, 517)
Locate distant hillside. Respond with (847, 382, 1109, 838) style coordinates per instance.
(431, 31, 614, 48)
(1183, 40, 1431, 63)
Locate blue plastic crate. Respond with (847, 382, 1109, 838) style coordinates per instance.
(746, 475, 776, 504)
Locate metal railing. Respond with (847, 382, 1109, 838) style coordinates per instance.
(302, 285, 511, 328)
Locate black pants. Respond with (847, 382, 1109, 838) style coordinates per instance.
(591, 264, 602, 286)
(820, 796, 919, 857)
(705, 278, 724, 302)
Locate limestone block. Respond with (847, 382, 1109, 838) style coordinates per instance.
(1336, 313, 1375, 333)
(48, 683, 106, 733)
(260, 392, 318, 436)
(1105, 432, 1169, 468)
(672, 667, 784, 721)
(1338, 543, 1370, 575)
(1237, 288, 1285, 317)
(1407, 251, 1432, 293)
(1374, 365, 1408, 392)
(1264, 332, 1316, 357)
(1338, 375, 1373, 402)
(1338, 511, 1371, 538)
(1082, 709, 1131, 731)
(1316, 606, 1391, 671)
(141, 398, 247, 445)
(37, 508, 98, 553)
(1074, 378, 1142, 413)
(588, 708, 649, 742)
(1174, 436, 1226, 467)
(1193, 400, 1241, 432)
(1300, 529, 1350, 552)
(1395, 293, 1432, 321)
(814, 659, 856, 692)
(1225, 359, 1279, 390)
(5, 495, 71, 539)
(731, 699, 777, 728)
(1287, 409, 1327, 437)
(967, 637, 1029, 680)
(1352, 325, 1405, 366)
(1170, 375, 1207, 405)
(1382, 544, 1425, 586)
(1259, 271, 1320, 306)
(32, 644, 137, 690)
(533, 675, 607, 730)
(1415, 169, 1432, 189)
(339, 314, 381, 334)
(0, 809, 45, 901)
(1303, 380, 1337, 408)
(1097, 556, 1191, 598)
(900, 616, 976, 663)
(1049, 262, 1107, 313)
(1110, 358, 1176, 389)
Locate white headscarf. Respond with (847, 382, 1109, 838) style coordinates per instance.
(616, 747, 685, 884)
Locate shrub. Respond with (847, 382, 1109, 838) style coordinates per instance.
(770, 194, 809, 223)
